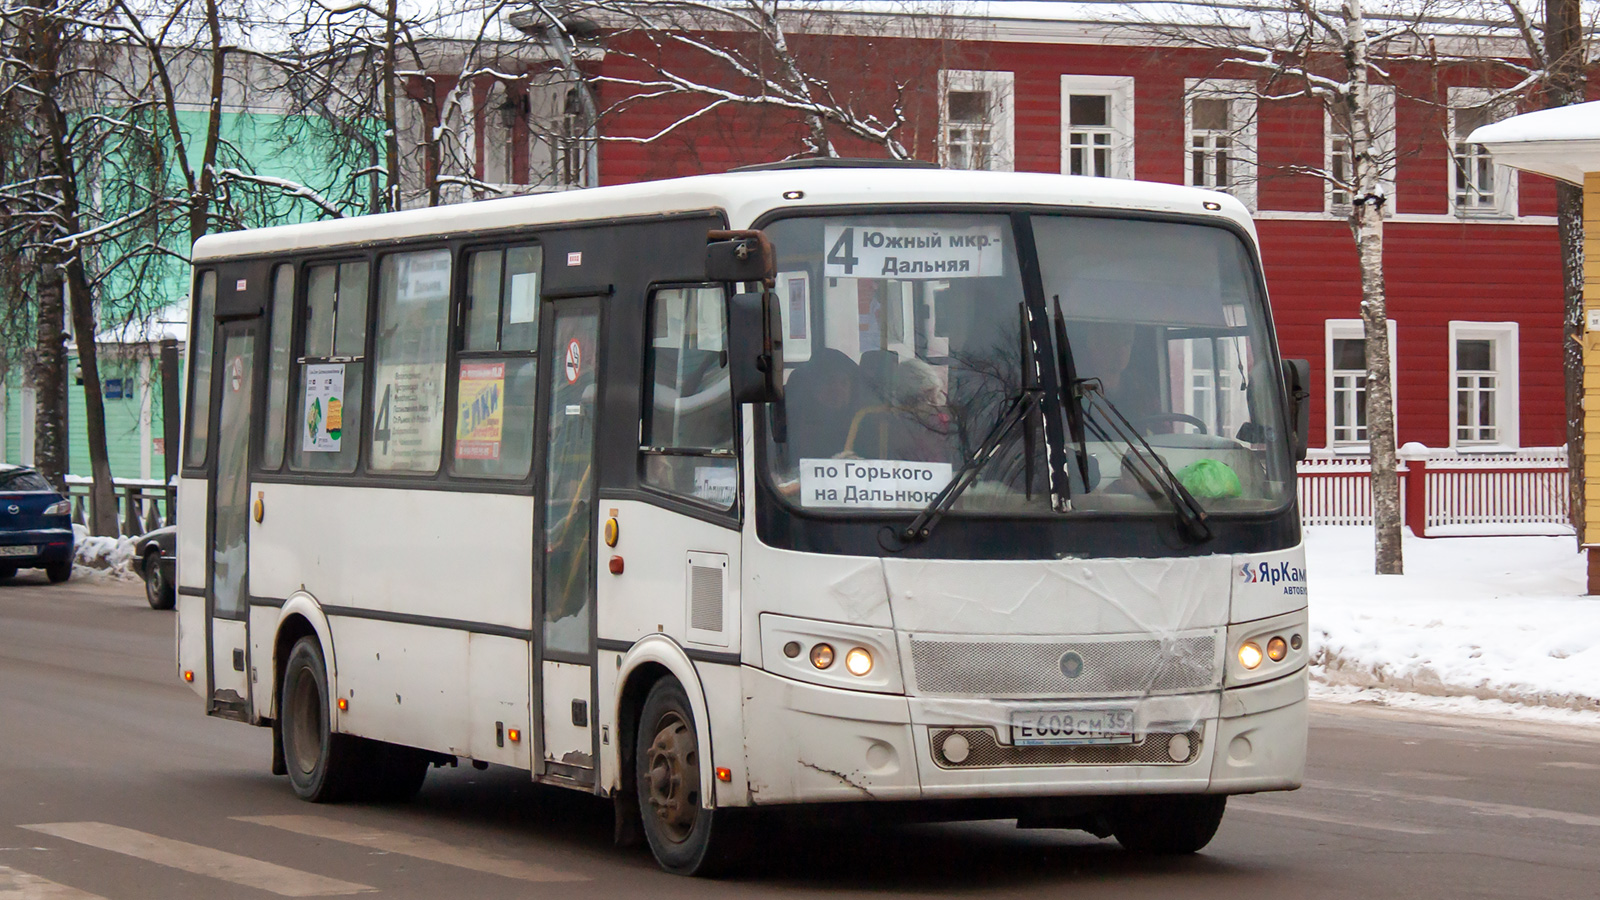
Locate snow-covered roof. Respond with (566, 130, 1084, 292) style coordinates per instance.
(97, 303, 189, 345)
(192, 167, 1257, 261)
(1469, 102, 1600, 186)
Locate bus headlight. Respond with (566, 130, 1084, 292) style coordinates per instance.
(1238, 642, 1264, 670)
(844, 647, 873, 676)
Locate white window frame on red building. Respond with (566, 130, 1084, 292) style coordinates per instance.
(1448, 320, 1519, 451)
(1325, 85, 1397, 215)
(1059, 75, 1135, 179)
(1325, 318, 1399, 452)
(939, 69, 1015, 172)
(1448, 87, 1518, 218)
(1184, 79, 1257, 211)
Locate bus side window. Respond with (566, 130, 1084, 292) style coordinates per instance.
(184, 270, 218, 467)
(290, 261, 368, 474)
(640, 284, 736, 509)
(369, 249, 451, 474)
(451, 244, 541, 479)
(262, 264, 295, 470)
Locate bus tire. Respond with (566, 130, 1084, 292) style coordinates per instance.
(280, 636, 361, 802)
(1109, 794, 1227, 854)
(635, 678, 741, 876)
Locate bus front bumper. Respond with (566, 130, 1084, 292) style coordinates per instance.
(738, 666, 1306, 806)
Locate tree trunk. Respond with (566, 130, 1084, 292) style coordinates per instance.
(31, 262, 69, 491)
(1545, 0, 1585, 545)
(1344, 0, 1403, 574)
(35, 50, 117, 536)
(65, 265, 118, 536)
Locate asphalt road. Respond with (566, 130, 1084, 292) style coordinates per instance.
(3, 573, 1599, 899)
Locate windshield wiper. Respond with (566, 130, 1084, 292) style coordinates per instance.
(1051, 297, 1093, 493)
(1078, 386, 1213, 543)
(892, 388, 1042, 545)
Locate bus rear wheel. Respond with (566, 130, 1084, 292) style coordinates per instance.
(1109, 794, 1227, 854)
(280, 636, 363, 802)
(635, 678, 742, 876)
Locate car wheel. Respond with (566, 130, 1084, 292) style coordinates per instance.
(280, 636, 363, 802)
(0, 564, 16, 580)
(635, 678, 746, 876)
(45, 561, 71, 584)
(144, 551, 176, 610)
(1109, 794, 1227, 854)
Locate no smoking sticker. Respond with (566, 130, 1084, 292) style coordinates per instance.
(565, 340, 582, 384)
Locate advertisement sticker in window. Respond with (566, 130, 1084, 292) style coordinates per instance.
(456, 362, 505, 460)
(303, 363, 344, 452)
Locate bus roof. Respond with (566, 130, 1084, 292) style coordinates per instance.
(190, 167, 1256, 262)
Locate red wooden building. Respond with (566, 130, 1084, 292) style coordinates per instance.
(498, 7, 1574, 459)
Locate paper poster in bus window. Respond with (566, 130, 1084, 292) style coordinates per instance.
(776, 271, 811, 362)
(455, 362, 506, 460)
(507, 273, 538, 324)
(372, 363, 445, 469)
(302, 363, 344, 452)
(798, 458, 953, 510)
(822, 223, 1004, 279)
(693, 465, 737, 507)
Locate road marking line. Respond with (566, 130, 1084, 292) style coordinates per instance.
(1307, 781, 1600, 829)
(1543, 761, 1600, 770)
(0, 865, 107, 900)
(234, 815, 589, 883)
(1230, 800, 1436, 835)
(18, 823, 373, 897)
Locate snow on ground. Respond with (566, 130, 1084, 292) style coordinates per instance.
(1307, 527, 1600, 721)
(70, 525, 140, 581)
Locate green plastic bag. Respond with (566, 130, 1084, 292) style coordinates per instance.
(1176, 458, 1242, 499)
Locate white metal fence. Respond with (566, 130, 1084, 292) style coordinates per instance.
(1297, 446, 1571, 535)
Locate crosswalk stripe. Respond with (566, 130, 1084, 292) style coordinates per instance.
(19, 823, 374, 897)
(235, 815, 589, 883)
(0, 865, 107, 900)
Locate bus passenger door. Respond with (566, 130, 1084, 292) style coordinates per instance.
(535, 297, 601, 782)
(208, 321, 257, 718)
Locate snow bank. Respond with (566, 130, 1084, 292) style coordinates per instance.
(71, 525, 140, 580)
(1307, 527, 1600, 713)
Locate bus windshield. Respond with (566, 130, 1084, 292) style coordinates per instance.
(763, 212, 1293, 517)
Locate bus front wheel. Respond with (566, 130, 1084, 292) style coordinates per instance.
(634, 678, 743, 876)
(280, 636, 363, 802)
(1109, 794, 1227, 854)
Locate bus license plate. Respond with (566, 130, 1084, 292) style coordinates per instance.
(1011, 707, 1136, 746)
(0, 545, 35, 557)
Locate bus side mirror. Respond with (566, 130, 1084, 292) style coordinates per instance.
(706, 230, 775, 284)
(728, 291, 784, 404)
(1284, 358, 1311, 462)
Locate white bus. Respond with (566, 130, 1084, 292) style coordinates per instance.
(176, 161, 1313, 875)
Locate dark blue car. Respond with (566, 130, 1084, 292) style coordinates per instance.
(0, 466, 74, 583)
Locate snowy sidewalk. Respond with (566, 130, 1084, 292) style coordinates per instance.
(1307, 527, 1600, 721)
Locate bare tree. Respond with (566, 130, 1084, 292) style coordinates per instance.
(1140, 0, 1592, 573)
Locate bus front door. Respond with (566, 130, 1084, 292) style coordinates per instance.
(207, 322, 257, 719)
(535, 298, 600, 783)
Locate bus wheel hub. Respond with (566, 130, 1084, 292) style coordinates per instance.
(645, 712, 698, 840)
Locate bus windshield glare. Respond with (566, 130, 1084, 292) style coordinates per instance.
(763, 212, 1293, 517)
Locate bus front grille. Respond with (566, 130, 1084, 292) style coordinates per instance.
(908, 635, 1219, 696)
(929, 727, 1203, 768)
